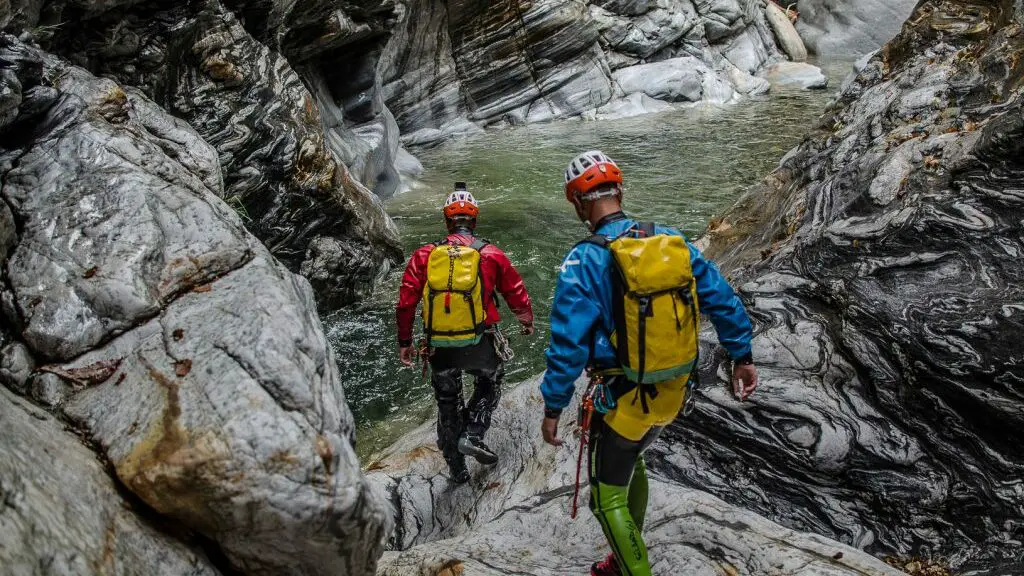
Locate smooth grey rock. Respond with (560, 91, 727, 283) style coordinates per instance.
(765, 0, 807, 62)
(42, 0, 402, 307)
(369, 379, 906, 576)
(613, 56, 734, 103)
(27, 371, 70, 407)
(695, 0, 745, 41)
(60, 254, 391, 576)
(0, 387, 221, 576)
(721, 25, 776, 74)
(0, 341, 33, 392)
(394, 146, 424, 178)
(764, 61, 828, 90)
(678, 2, 1024, 569)
(0, 37, 391, 576)
(4, 57, 255, 362)
(795, 0, 918, 56)
(726, 61, 772, 95)
(595, 91, 675, 119)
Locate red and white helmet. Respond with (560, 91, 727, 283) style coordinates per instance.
(564, 150, 623, 202)
(443, 189, 479, 219)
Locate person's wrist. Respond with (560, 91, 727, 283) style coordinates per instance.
(734, 352, 754, 366)
(544, 406, 562, 419)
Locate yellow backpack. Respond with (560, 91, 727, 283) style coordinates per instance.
(422, 239, 488, 348)
(586, 222, 700, 411)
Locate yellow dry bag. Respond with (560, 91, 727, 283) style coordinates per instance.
(422, 239, 488, 348)
(587, 222, 700, 411)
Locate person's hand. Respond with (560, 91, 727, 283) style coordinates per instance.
(732, 363, 758, 401)
(399, 346, 416, 367)
(521, 323, 535, 336)
(541, 416, 564, 446)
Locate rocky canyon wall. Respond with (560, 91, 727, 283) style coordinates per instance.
(659, 0, 1024, 571)
(0, 34, 392, 575)
(379, 0, 790, 145)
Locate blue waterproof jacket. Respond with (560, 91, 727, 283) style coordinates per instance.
(540, 213, 754, 411)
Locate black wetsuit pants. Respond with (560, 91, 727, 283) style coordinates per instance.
(429, 333, 503, 470)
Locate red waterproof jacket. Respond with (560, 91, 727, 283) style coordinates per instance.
(397, 233, 534, 347)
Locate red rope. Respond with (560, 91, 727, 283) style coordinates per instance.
(571, 394, 595, 519)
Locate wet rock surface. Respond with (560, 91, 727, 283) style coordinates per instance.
(0, 387, 222, 576)
(38, 0, 401, 307)
(794, 0, 919, 56)
(666, 0, 1024, 571)
(367, 379, 907, 576)
(764, 60, 828, 89)
(0, 36, 390, 576)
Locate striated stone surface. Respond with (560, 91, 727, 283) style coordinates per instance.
(0, 36, 391, 576)
(663, 1, 1024, 571)
(368, 379, 907, 576)
(380, 0, 785, 145)
(0, 387, 222, 576)
(795, 0, 919, 56)
(43, 0, 401, 307)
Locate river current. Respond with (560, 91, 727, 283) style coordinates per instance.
(327, 62, 850, 457)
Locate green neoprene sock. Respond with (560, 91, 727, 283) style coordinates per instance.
(591, 481, 651, 576)
(628, 457, 649, 531)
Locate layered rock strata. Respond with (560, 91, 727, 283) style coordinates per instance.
(380, 0, 791, 145)
(32, 0, 402, 306)
(0, 36, 390, 576)
(663, 0, 1024, 571)
(367, 379, 907, 576)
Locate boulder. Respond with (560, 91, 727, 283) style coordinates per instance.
(613, 56, 734, 103)
(367, 379, 907, 576)
(765, 0, 807, 62)
(0, 387, 222, 576)
(764, 61, 828, 90)
(666, 1, 1024, 570)
(596, 92, 675, 120)
(0, 36, 391, 576)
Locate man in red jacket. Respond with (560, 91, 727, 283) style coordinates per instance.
(397, 184, 534, 483)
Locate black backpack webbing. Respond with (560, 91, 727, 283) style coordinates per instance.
(425, 238, 488, 349)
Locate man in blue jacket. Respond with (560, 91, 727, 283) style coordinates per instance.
(540, 150, 759, 576)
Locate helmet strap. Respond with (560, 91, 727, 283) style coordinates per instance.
(446, 217, 476, 234)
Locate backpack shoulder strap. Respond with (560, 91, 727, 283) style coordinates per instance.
(639, 221, 656, 237)
(576, 234, 609, 248)
(469, 238, 488, 252)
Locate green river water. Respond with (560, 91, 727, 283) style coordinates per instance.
(326, 64, 847, 458)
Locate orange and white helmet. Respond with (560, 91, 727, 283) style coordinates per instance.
(564, 150, 623, 202)
(443, 187, 479, 219)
